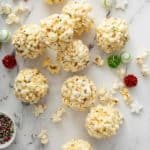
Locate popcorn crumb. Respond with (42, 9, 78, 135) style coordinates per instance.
(93, 55, 105, 67)
(97, 88, 119, 106)
(51, 107, 66, 123)
(117, 67, 126, 79)
(38, 130, 49, 145)
(141, 64, 150, 76)
(5, 13, 20, 24)
(120, 87, 132, 105)
(0, 4, 12, 15)
(42, 57, 61, 74)
(130, 101, 143, 114)
(33, 104, 47, 117)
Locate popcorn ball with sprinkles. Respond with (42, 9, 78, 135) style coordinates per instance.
(61, 76, 97, 111)
(85, 105, 123, 139)
(62, 139, 93, 150)
(57, 40, 90, 72)
(96, 17, 129, 53)
(40, 14, 74, 51)
(12, 24, 45, 59)
(14, 69, 48, 104)
(62, 1, 93, 36)
(44, 0, 64, 5)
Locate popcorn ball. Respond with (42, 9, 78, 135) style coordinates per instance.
(85, 105, 123, 139)
(14, 69, 48, 104)
(62, 1, 93, 36)
(44, 0, 64, 5)
(57, 40, 90, 72)
(12, 24, 45, 59)
(61, 76, 97, 111)
(62, 139, 93, 150)
(96, 17, 129, 53)
(40, 14, 74, 51)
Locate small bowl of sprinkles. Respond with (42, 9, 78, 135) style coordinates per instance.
(0, 112, 16, 149)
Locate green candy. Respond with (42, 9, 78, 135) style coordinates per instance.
(107, 55, 121, 68)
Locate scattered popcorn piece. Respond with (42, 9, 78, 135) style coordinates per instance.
(51, 107, 66, 123)
(115, 0, 128, 10)
(97, 88, 119, 106)
(93, 55, 105, 67)
(141, 64, 150, 76)
(120, 87, 132, 105)
(117, 67, 126, 79)
(42, 57, 61, 74)
(0, 4, 12, 15)
(101, 0, 113, 10)
(62, 139, 93, 150)
(5, 13, 20, 24)
(38, 130, 49, 145)
(111, 80, 124, 94)
(44, 0, 64, 5)
(85, 105, 123, 139)
(130, 101, 143, 114)
(13, 4, 29, 14)
(33, 104, 47, 117)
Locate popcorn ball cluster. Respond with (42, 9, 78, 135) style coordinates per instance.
(96, 17, 129, 53)
(85, 105, 123, 139)
(40, 14, 74, 51)
(57, 40, 90, 72)
(62, 1, 93, 36)
(61, 76, 97, 111)
(14, 69, 48, 104)
(44, 0, 64, 5)
(62, 139, 93, 150)
(12, 24, 45, 59)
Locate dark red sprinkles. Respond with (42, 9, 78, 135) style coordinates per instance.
(0, 114, 14, 145)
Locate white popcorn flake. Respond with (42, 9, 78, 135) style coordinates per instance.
(38, 130, 49, 145)
(85, 105, 123, 139)
(117, 67, 126, 79)
(51, 107, 66, 123)
(5, 13, 20, 24)
(0, 4, 12, 15)
(130, 101, 143, 114)
(57, 40, 90, 72)
(33, 104, 47, 117)
(96, 17, 129, 53)
(115, 0, 128, 10)
(62, 139, 93, 150)
(61, 76, 97, 111)
(93, 55, 105, 67)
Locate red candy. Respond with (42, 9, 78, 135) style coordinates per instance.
(124, 74, 138, 88)
(2, 55, 17, 69)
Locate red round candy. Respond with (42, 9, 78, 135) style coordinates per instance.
(2, 55, 17, 69)
(124, 74, 138, 88)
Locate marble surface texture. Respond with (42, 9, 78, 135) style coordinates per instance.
(0, 0, 150, 150)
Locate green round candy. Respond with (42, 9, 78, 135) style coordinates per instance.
(121, 52, 132, 63)
(107, 55, 121, 68)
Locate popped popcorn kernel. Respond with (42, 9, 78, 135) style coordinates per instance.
(38, 130, 49, 145)
(61, 76, 97, 111)
(40, 14, 74, 51)
(62, 139, 93, 150)
(0, 4, 12, 15)
(62, 1, 93, 36)
(6, 13, 20, 24)
(120, 87, 132, 105)
(130, 101, 143, 114)
(96, 17, 129, 53)
(85, 105, 123, 139)
(51, 107, 65, 123)
(44, 0, 64, 5)
(93, 55, 105, 67)
(14, 68, 48, 104)
(57, 40, 90, 72)
(33, 104, 47, 117)
(12, 24, 45, 59)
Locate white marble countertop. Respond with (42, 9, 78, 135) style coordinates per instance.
(0, 0, 150, 150)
